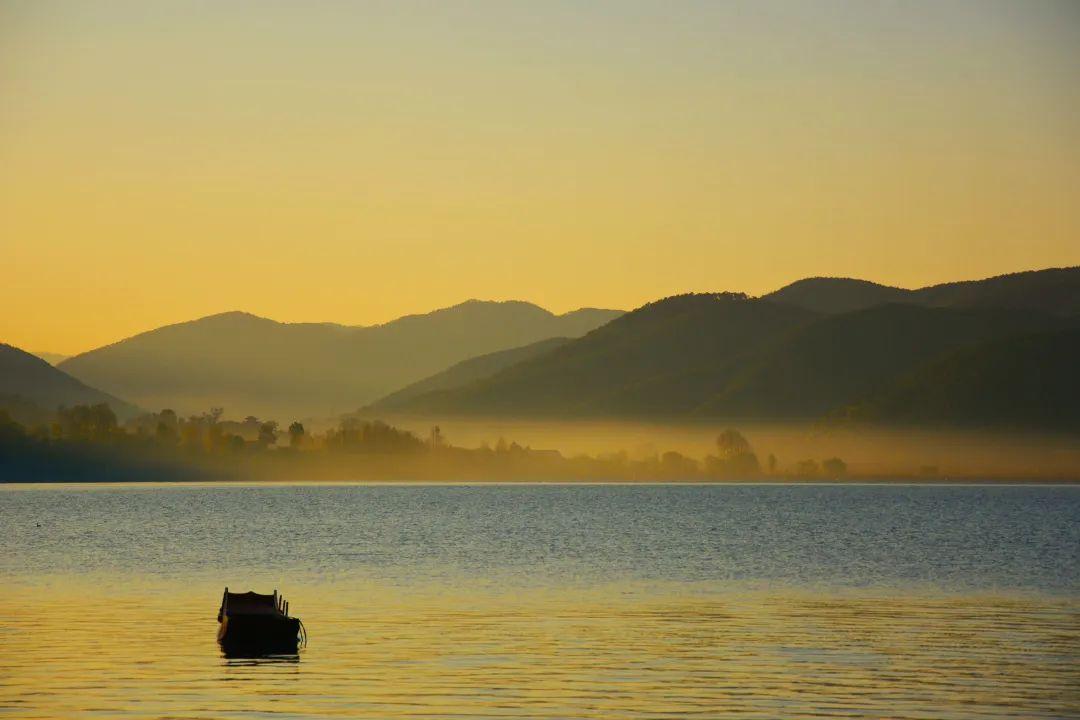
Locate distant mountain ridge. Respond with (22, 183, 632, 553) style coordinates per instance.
(32, 266, 1080, 428)
(379, 268, 1080, 429)
(765, 266, 1080, 315)
(58, 301, 623, 420)
(0, 344, 138, 423)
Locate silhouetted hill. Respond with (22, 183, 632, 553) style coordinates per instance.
(0, 343, 138, 422)
(386, 293, 818, 417)
(696, 305, 1071, 418)
(385, 298, 1077, 426)
(844, 327, 1080, 430)
(58, 302, 623, 419)
(909, 267, 1080, 314)
(372, 337, 570, 410)
(765, 278, 909, 314)
(766, 266, 1080, 315)
(45, 267, 1080, 426)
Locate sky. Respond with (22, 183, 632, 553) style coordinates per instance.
(2, 1, 1078, 355)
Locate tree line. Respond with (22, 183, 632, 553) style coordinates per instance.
(0, 403, 848, 482)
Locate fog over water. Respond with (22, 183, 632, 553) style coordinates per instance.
(378, 417, 1080, 479)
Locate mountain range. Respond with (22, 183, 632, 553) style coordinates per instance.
(5, 266, 1075, 430)
(372, 267, 1080, 429)
(57, 301, 622, 420)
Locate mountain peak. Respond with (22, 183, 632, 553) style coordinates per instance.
(774, 276, 902, 292)
(765, 277, 910, 314)
(192, 310, 277, 325)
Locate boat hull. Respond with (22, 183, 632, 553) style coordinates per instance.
(218, 614, 301, 655)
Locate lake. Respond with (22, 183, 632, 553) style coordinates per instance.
(2, 483, 1078, 718)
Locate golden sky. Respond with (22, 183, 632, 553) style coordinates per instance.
(2, 1, 1078, 354)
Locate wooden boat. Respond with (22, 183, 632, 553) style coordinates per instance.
(217, 587, 304, 654)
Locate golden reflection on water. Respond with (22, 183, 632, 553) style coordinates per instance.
(1, 581, 1076, 719)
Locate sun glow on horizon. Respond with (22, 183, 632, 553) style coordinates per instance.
(2, 0, 1078, 354)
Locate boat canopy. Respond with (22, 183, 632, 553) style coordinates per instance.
(220, 589, 280, 617)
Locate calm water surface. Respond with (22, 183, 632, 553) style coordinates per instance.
(1, 483, 1078, 718)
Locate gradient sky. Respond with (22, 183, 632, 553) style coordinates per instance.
(2, 1, 1078, 354)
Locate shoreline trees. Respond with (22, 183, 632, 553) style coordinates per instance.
(0, 403, 859, 483)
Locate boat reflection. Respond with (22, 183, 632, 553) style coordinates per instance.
(220, 649, 300, 665)
(219, 635, 301, 661)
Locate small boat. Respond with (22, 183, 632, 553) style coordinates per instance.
(217, 587, 305, 654)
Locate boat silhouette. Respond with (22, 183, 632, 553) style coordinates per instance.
(217, 587, 305, 656)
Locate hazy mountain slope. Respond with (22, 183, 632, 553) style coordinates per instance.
(58, 302, 623, 419)
(696, 305, 1070, 418)
(846, 327, 1080, 429)
(765, 266, 1080, 315)
(372, 337, 570, 410)
(0, 344, 138, 420)
(387, 294, 817, 417)
(765, 278, 910, 314)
